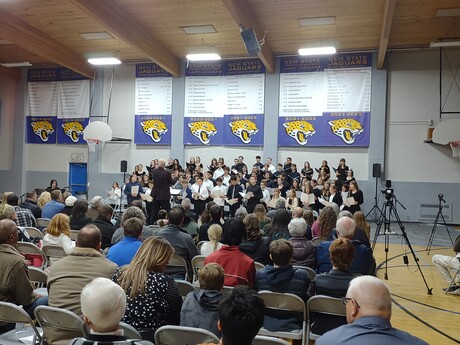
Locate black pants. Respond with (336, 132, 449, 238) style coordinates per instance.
(150, 199, 170, 224)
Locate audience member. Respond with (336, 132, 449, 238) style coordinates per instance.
(254, 203, 271, 230)
(353, 211, 370, 240)
(69, 200, 92, 230)
(6, 194, 36, 227)
(69, 277, 153, 345)
(240, 213, 271, 265)
(0, 204, 31, 242)
(41, 190, 64, 219)
(432, 234, 460, 294)
(112, 236, 182, 341)
(61, 195, 77, 216)
(199, 204, 222, 241)
(317, 276, 428, 345)
(205, 219, 256, 287)
(312, 205, 337, 240)
(21, 191, 42, 219)
(37, 191, 51, 209)
(288, 217, 316, 268)
(200, 224, 223, 256)
(263, 208, 291, 241)
(91, 204, 116, 250)
(266, 198, 287, 218)
(111, 206, 153, 244)
(180, 263, 224, 336)
(107, 218, 143, 266)
(42, 213, 75, 263)
(87, 196, 103, 221)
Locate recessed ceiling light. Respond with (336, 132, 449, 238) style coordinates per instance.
(298, 17, 336, 27)
(87, 57, 121, 65)
(1, 62, 32, 67)
(298, 47, 336, 56)
(79, 32, 114, 40)
(186, 53, 221, 61)
(436, 8, 460, 17)
(181, 25, 217, 34)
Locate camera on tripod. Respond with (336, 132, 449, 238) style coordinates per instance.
(381, 180, 394, 200)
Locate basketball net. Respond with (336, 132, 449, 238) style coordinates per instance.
(86, 138, 100, 152)
(449, 141, 460, 158)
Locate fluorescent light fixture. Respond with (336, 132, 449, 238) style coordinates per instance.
(299, 16, 336, 27)
(181, 25, 217, 34)
(0, 39, 11, 45)
(87, 57, 121, 65)
(186, 53, 221, 61)
(1, 62, 32, 67)
(79, 32, 113, 40)
(430, 41, 460, 48)
(436, 8, 460, 17)
(298, 47, 336, 56)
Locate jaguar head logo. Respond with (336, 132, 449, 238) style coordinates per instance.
(328, 118, 363, 144)
(188, 121, 217, 145)
(31, 121, 54, 142)
(229, 120, 258, 144)
(62, 121, 84, 143)
(140, 120, 168, 143)
(283, 120, 316, 145)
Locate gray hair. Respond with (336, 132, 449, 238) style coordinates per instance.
(288, 217, 307, 237)
(235, 207, 248, 221)
(338, 210, 353, 219)
(275, 198, 286, 208)
(89, 195, 103, 209)
(336, 216, 356, 238)
(181, 198, 192, 211)
(81, 277, 126, 332)
(121, 206, 146, 225)
(329, 202, 340, 215)
(158, 158, 166, 167)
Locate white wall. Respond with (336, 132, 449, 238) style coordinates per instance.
(387, 50, 460, 183)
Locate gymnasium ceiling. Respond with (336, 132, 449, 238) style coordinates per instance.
(0, 0, 459, 80)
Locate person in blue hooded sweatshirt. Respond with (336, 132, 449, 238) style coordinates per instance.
(255, 238, 311, 332)
(180, 263, 224, 336)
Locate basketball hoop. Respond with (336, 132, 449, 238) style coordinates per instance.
(449, 141, 460, 158)
(86, 138, 100, 152)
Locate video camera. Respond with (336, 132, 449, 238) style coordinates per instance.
(381, 180, 394, 201)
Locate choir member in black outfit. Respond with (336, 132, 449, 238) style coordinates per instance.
(344, 181, 364, 214)
(245, 176, 263, 214)
(226, 176, 243, 217)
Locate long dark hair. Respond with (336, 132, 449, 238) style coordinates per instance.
(266, 209, 290, 239)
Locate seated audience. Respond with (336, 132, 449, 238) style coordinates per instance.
(311, 205, 337, 240)
(353, 211, 370, 240)
(41, 190, 65, 219)
(107, 218, 143, 266)
(316, 217, 375, 275)
(337, 211, 370, 247)
(43, 213, 75, 263)
(200, 224, 223, 256)
(199, 204, 222, 241)
(263, 208, 291, 241)
(255, 239, 311, 332)
(61, 195, 77, 216)
(111, 206, 153, 244)
(0, 204, 30, 242)
(48, 225, 118, 317)
(288, 217, 316, 269)
(432, 234, 460, 294)
(37, 191, 51, 210)
(91, 204, 117, 250)
(180, 263, 224, 336)
(21, 191, 42, 219)
(0, 219, 47, 332)
(87, 196, 103, 221)
(240, 213, 271, 266)
(69, 277, 153, 345)
(254, 204, 271, 230)
(112, 236, 182, 341)
(69, 200, 92, 230)
(317, 276, 428, 345)
(197, 287, 265, 345)
(6, 194, 36, 228)
(205, 219, 256, 287)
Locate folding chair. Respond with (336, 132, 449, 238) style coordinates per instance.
(445, 257, 460, 295)
(154, 325, 219, 345)
(15, 242, 47, 269)
(0, 302, 42, 344)
(196, 241, 207, 253)
(36, 218, 51, 229)
(25, 227, 44, 239)
(70, 230, 79, 241)
(221, 285, 234, 296)
(191, 254, 206, 283)
(175, 280, 195, 298)
(28, 267, 49, 296)
(306, 295, 346, 343)
(42, 245, 68, 265)
(255, 261, 266, 271)
(34, 305, 84, 345)
(257, 291, 307, 345)
(167, 254, 191, 282)
(82, 322, 142, 340)
(293, 265, 316, 280)
(252, 335, 290, 345)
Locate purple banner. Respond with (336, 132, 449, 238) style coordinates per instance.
(28, 68, 88, 82)
(224, 115, 264, 146)
(136, 63, 172, 78)
(280, 53, 372, 73)
(278, 112, 370, 147)
(185, 62, 224, 77)
(184, 117, 223, 146)
(57, 118, 89, 144)
(26, 116, 57, 144)
(224, 59, 265, 75)
(134, 115, 172, 145)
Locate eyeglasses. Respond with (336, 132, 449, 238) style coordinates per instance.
(341, 297, 360, 308)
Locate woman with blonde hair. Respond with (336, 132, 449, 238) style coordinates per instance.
(42, 213, 75, 264)
(200, 224, 223, 256)
(1, 191, 13, 205)
(353, 211, 370, 239)
(112, 236, 182, 341)
(37, 191, 51, 209)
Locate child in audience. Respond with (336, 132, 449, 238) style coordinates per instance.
(200, 224, 223, 256)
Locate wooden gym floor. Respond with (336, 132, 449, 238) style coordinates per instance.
(371, 223, 460, 344)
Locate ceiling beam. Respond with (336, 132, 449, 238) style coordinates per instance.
(0, 65, 21, 81)
(0, 8, 94, 79)
(68, 0, 180, 77)
(221, 0, 275, 73)
(377, 0, 396, 69)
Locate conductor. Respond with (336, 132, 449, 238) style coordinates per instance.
(150, 158, 176, 224)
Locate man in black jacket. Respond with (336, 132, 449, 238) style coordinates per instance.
(20, 191, 41, 219)
(150, 158, 176, 223)
(91, 205, 116, 250)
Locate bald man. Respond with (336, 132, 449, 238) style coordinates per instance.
(47, 224, 117, 317)
(317, 276, 428, 345)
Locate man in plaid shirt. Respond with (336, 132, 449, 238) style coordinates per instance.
(6, 194, 36, 228)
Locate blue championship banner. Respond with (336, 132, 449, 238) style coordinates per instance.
(57, 118, 89, 144)
(26, 116, 57, 144)
(134, 115, 172, 145)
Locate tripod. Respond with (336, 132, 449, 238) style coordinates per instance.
(372, 194, 432, 295)
(426, 197, 454, 255)
(366, 175, 384, 223)
(116, 171, 127, 219)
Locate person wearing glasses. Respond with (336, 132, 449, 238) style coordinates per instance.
(317, 276, 428, 345)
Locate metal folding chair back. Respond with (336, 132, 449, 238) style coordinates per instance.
(36, 218, 51, 229)
(154, 325, 219, 345)
(252, 335, 290, 345)
(25, 227, 44, 239)
(175, 280, 195, 298)
(0, 301, 42, 344)
(15, 242, 47, 269)
(292, 265, 316, 280)
(42, 245, 68, 262)
(82, 322, 142, 340)
(34, 305, 83, 345)
(306, 295, 346, 343)
(28, 267, 48, 289)
(167, 254, 191, 282)
(445, 257, 460, 294)
(70, 230, 79, 241)
(196, 241, 207, 253)
(257, 291, 307, 345)
(255, 261, 266, 271)
(191, 254, 206, 282)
